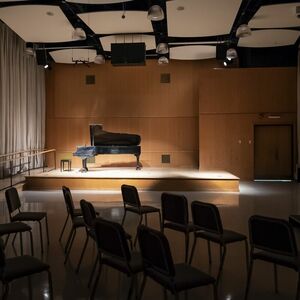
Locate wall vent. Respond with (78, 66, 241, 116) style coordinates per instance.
(86, 75, 95, 85)
(160, 73, 171, 83)
(161, 154, 171, 164)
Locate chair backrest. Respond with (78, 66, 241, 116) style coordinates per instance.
(161, 193, 189, 225)
(5, 187, 21, 215)
(191, 201, 223, 234)
(121, 184, 141, 208)
(94, 218, 131, 262)
(249, 215, 298, 257)
(138, 225, 175, 277)
(80, 199, 97, 229)
(62, 186, 76, 218)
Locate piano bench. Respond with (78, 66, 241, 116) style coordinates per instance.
(60, 159, 72, 172)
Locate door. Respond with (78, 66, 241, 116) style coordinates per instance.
(254, 125, 293, 180)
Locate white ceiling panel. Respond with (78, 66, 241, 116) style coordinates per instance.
(0, 5, 74, 42)
(238, 29, 300, 48)
(67, 0, 133, 3)
(249, 3, 300, 29)
(50, 49, 97, 64)
(79, 11, 152, 34)
(100, 34, 156, 51)
(167, 0, 242, 37)
(170, 45, 216, 60)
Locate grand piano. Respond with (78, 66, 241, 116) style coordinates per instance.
(73, 124, 142, 172)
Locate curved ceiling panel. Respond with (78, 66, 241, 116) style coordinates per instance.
(170, 45, 216, 60)
(78, 11, 153, 34)
(167, 0, 242, 37)
(249, 3, 300, 29)
(0, 5, 74, 42)
(238, 29, 300, 48)
(49, 48, 97, 64)
(100, 34, 155, 51)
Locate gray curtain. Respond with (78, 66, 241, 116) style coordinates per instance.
(298, 47, 300, 177)
(0, 21, 45, 156)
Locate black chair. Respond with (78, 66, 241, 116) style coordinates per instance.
(90, 218, 143, 300)
(62, 188, 85, 265)
(189, 201, 248, 284)
(59, 186, 83, 242)
(138, 225, 217, 300)
(0, 238, 53, 299)
(5, 187, 49, 253)
(161, 193, 195, 263)
(289, 215, 300, 228)
(121, 184, 162, 246)
(245, 215, 300, 300)
(0, 222, 33, 256)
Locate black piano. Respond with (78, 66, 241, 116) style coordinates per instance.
(73, 124, 142, 172)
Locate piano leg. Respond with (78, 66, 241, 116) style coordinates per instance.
(135, 154, 142, 170)
(79, 158, 89, 172)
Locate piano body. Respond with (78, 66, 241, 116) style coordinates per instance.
(73, 124, 142, 172)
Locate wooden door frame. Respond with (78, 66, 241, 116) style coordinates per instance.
(253, 124, 294, 180)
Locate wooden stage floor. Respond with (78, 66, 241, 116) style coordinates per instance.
(24, 168, 239, 192)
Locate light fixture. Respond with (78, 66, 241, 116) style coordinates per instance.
(226, 48, 238, 61)
(44, 64, 49, 69)
(156, 43, 169, 54)
(72, 27, 86, 40)
(25, 46, 35, 56)
(94, 54, 105, 64)
(147, 5, 164, 21)
(223, 60, 228, 67)
(236, 24, 251, 38)
(158, 56, 169, 65)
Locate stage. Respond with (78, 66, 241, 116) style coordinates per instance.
(24, 168, 239, 192)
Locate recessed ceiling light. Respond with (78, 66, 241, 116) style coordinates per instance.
(46, 11, 54, 17)
(177, 6, 185, 11)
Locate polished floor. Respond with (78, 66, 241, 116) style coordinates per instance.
(0, 181, 300, 300)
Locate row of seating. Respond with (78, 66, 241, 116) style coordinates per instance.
(59, 184, 300, 300)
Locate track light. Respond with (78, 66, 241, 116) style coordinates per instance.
(236, 24, 251, 38)
(158, 56, 169, 65)
(226, 48, 238, 60)
(94, 54, 105, 64)
(156, 43, 169, 54)
(147, 5, 164, 21)
(72, 27, 86, 40)
(44, 64, 49, 69)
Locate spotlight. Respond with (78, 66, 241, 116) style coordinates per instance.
(156, 43, 169, 54)
(72, 27, 86, 40)
(94, 54, 105, 64)
(226, 48, 238, 60)
(223, 61, 227, 67)
(158, 56, 169, 65)
(236, 24, 251, 38)
(44, 64, 49, 69)
(147, 5, 164, 21)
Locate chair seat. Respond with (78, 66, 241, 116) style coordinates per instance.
(253, 250, 300, 271)
(126, 205, 160, 215)
(102, 251, 143, 275)
(73, 208, 82, 217)
(0, 222, 31, 235)
(1, 255, 49, 282)
(164, 222, 195, 233)
(73, 217, 85, 228)
(146, 263, 215, 292)
(11, 212, 46, 222)
(195, 229, 246, 244)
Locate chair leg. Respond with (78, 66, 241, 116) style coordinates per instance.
(145, 214, 148, 226)
(189, 235, 197, 265)
(47, 270, 54, 300)
(12, 233, 17, 247)
(28, 276, 32, 299)
(134, 215, 143, 247)
(296, 272, 300, 300)
(184, 232, 190, 263)
(122, 209, 127, 226)
(213, 283, 218, 300)
(158, 211, 162, 231)
(2, 283, 9, 300)
(88, 254, 99, 288)
(19, 232, 23, 256)
(244, 259, 254, 300)
(90, 261, 103, 300)
(244, 240, 249, 271)
(64, 227, 74, 253)
(76, 234, 89, 273)
(29, 230, 34, 256)
(45, 215, 50, 245)
(127, 276, 135, 300)
(59, 214, 69, 242)
(139, 275, 147, 300)
(38, 220, 44, 253)
(274, 264, 278, 294)
(64, 229, 76, 264)
(216, 245, 227, 284)
(4, 234, 10, 248)
(208, 240, 212, 265)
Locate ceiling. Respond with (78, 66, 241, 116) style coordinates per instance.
(0, 0, 299, 67)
